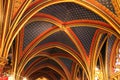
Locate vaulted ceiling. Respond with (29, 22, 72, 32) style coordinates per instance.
(4, 0, 120, 80)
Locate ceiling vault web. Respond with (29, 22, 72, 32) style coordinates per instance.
(0, 0, 120, 80)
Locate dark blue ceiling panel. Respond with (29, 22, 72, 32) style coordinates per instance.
(77, 67, 83, 78)
(24, 56, 41, 71)
(37, 31, 79, 53)
(71, 27, 97, 55)
(23, 21, 54, 49)
(97, 0, 115, 14)
(107, 35, 116, 62)
(53, 72, 61, 80)
(40, 2, 106, 22)
(35, 59, 63, 70)
(43, 48, 69, 54)
(59, 58, 73, 72)
(98, 33, 107, 48)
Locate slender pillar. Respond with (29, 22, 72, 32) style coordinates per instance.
(0, 0, 3, 57)
(0, 0, 3, 36)
(82, 70, 84, 80)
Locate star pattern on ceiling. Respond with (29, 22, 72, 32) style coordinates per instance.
(3, 0, 120, 80)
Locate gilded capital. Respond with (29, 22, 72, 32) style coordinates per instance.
(0, 57, 7, 67)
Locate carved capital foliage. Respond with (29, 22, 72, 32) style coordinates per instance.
(0, 57, 7, 67)
(0, 57, 8, 73)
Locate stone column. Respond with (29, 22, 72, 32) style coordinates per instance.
(82, 70, 84, 80)
(0, 0, 3, 36)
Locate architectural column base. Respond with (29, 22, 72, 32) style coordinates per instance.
(0, 57, 7, 75)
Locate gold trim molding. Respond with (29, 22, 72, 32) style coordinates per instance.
(112, 0, 120, 18)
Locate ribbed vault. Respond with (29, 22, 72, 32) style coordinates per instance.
(16, 1, 119, 80)
(2, 0, 120, 80)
